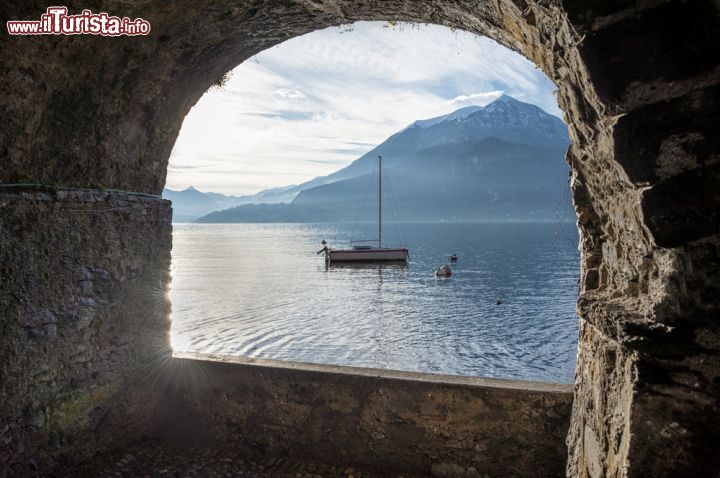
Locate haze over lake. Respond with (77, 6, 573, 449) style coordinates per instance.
(170, 221, 579, 383)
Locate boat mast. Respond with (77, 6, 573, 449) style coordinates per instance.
(378, 154, 382, 248)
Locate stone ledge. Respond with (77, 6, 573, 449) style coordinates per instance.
(173, 351, 574, 394)
(0, 184, 164, 202)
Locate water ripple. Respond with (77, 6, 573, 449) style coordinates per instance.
(170, 222, 579, 383)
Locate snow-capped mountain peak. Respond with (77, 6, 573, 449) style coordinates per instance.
(410, 94, 555, 132)
(413, 105, 483, 129)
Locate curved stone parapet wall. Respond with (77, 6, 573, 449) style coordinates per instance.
(0, 186, 172, 476)
(158, 354, 573, 477)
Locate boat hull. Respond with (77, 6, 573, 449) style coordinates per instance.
(327, 248, 409, 263)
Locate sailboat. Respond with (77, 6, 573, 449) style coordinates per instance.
(319, 155, 409, 264)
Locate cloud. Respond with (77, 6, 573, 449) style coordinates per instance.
(448, 90, 505, 104)
(274, 88, 306, 99)
(166, 21, 561, 195)
(244, 110, 316, 121)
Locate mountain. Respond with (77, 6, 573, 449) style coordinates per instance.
(163, 183, 312, 221)
(161, 187, 253, 222)
(196, 95, 572, 223)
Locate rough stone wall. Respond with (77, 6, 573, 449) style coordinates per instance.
(158, 354, 573, 478)
(1, 0, 719, 477)
(559, 2, 720, 476)
(0, 187, 172, 476)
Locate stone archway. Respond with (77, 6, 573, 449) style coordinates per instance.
(1, 1, 718, 476)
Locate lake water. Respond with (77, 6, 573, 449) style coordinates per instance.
(170, 222, 579, 383)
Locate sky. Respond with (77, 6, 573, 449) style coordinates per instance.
(166, 21, 561, 196)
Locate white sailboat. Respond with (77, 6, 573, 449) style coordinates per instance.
(319, 155, 409, 264)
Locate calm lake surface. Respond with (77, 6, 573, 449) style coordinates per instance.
(170, 222, 579, 383)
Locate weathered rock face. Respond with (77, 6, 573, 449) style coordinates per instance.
(0, 0, 718, 476)
(0, 187, 172, 475)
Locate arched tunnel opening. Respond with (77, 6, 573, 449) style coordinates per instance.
(1, 1, 718, 477)
(166, 21, 580, 385)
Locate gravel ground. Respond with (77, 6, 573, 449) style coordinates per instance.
(53, 439, 407, 478)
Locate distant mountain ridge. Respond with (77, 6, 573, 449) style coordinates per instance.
(162, 187, 247, 222)
(180, 95, 572, 223)
(163, 184, 304, 222)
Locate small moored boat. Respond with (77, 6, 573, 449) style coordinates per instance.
(319, 155, 409, 264)
(326, 244, 409, 263)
